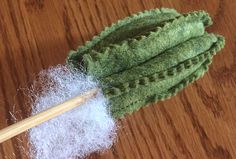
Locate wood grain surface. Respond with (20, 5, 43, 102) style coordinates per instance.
(0, 0, 235, 158)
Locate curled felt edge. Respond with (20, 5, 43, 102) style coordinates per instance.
(67, 8, 180, 61)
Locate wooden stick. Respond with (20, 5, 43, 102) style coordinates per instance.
(0, 88, 99, 143)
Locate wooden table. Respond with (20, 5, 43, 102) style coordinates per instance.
(0, 0, 235, 158)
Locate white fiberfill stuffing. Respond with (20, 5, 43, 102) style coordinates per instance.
(28, 65, 116, 159)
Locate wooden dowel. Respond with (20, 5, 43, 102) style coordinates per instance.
(0, 88, 99, 143)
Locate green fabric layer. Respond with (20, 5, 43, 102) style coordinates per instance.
(68, 8, 181, 64)
(67, 8, 225, 118)
(82, 11, 211, 78)
(101, 33, 217, 87)
(112, 61, 211, 117)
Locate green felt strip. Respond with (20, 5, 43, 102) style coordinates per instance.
(106, 36, 224, 118)
(101, 33, 218, 87)
(67, 8, 180, 66)
(111, 60, 210, 118)
(82, 11, 211, 78)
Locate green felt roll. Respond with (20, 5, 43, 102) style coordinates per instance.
(67, 8, 225, 118)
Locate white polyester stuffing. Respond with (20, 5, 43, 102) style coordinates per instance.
(29, 65, 116, 159)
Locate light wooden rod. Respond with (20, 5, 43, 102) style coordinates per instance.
(0, 88, 99, 143)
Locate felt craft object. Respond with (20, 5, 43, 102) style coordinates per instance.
(67, 8, 225, 118)
(2, 8, 224, 159)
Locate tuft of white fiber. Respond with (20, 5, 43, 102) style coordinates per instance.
(28, 65, 116, 159)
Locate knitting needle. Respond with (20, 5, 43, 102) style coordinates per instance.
(0, 88, 99, 143)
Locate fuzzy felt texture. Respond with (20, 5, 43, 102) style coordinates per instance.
(29, 65, 116, 159)
(67, 8, 225, 118)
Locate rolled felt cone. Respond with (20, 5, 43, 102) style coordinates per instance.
(67, 8, 225, 118)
